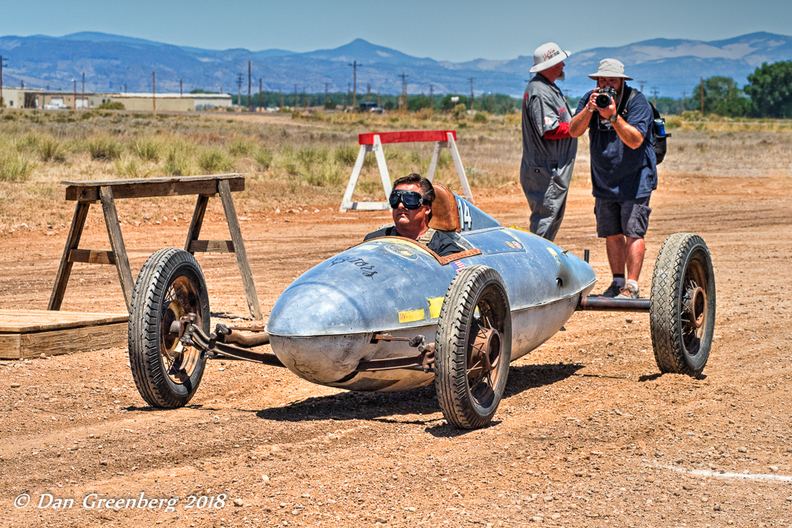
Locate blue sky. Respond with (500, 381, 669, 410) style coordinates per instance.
(1, 0, 790, 62)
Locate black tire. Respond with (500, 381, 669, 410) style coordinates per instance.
(435, 265, 511, 429)
(650, 233, 716, 377)
(128, 248, 210, 408)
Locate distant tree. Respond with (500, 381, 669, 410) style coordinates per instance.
(745, 61, 792, 118)
(690, 76, 749, 117)
(190, 89, 218, 94)
(324, 98, 336, 110)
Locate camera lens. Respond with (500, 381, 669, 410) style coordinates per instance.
(595, 94, 611, 108)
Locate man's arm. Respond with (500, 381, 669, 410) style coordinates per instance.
(595, 95, 644, 150)
(569, 93, 594, 138)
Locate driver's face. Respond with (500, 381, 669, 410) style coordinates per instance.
(392, 183, 430, 232)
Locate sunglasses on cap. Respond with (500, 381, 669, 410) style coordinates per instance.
(388, 189, 425, 210)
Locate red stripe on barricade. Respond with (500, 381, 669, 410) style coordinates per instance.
(358, 130, 457, 145)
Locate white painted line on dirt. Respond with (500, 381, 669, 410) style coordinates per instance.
(662, 465, 792, 482)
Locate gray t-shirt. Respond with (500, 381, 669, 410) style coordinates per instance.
(520, 74, 577, 167)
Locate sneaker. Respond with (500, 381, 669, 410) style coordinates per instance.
(600, 281, 623, 298)
(616, 283, 640, 299)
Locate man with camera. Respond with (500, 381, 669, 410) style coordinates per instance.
(569, 59, 657, 298)
(520, 42, 577, 242)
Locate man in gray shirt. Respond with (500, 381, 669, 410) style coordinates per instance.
(520, 42, 578, 241)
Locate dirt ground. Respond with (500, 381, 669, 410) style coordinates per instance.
(2, 153, 792, 527)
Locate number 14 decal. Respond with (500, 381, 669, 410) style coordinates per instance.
(457, 199, 472, 231)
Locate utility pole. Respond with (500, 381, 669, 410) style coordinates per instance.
(302, 87, 306, 109)
(81, 72, 85, 110)
(1, 56, 7, 109)
(294, 84, 298, 108)
(640, 80, 645, 92)
(179, 79, 183, 96)
(324, 82, 329, 107)
(377, 89, 380, 107)
(700, 77, 705, 115)
(73, 79, 76, 111)
(469, 77, 474, 112)
(152, 72, 156, 114)
(429, 84, 433, 111)
(366, 83, 371, 102)
(347, 83, 351, 107)
(348, 60, 359, 108)
(248, 61, 252, 111)
(238, 73, 242, 109)
(652, 88, 659, 106)
(682, 91, 686, 113)
(279, 87, 283, 109)
(259, 78, 262, 112)
(399, 73, 408, 111)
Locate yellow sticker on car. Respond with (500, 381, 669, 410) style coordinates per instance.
(399, 309, 425, 323)
(427, 297, 444, 319)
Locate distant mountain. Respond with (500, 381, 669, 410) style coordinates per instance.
(0, 31, 789, 98)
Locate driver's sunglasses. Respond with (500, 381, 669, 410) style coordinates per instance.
(388, 189, 424, 210)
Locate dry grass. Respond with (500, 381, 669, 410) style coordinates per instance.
(0, 108, 791, 229)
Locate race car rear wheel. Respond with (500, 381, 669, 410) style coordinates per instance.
(129, 248, 210, 408)
(650, 233, 715, 377)
(435, 265, 511, 429)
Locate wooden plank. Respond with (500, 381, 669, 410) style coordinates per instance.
(69, 249, 116, 265)
(0, 310, 128, 333)
(184, 194, 210, 253)
(48, 201, 90, 310)
(64, 175, 245, 201)
(0, 323, 128, 359)
(189, 240, 234, 253)
(218, 179, 262, 319)
(100, 186, 135, 312)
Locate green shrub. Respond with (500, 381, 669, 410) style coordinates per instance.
(88, 136, 122, 160)
(452, 103, 467, 120)
(37, 136, 66, 162)
(198, 147, 234, 173)
(163, 143, 196, 176)
(253, 147, 273, 170)
(98, 101, 125, 110)
(132, 138, 163, 162)
(228, 137, 256, 157)
(0, 152, 34, 182)
(302, 159, 342, 187)
(473, 112, 487, 123)
(114, 156, 151, 178)
(334, 145, 359, 166)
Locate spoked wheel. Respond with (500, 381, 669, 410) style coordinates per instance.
(435, 265, 511, 429)
(650, 233, 716, 377)
(129, 248, 210, 408)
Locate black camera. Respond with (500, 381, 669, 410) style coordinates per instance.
(595, 87, 617, 109)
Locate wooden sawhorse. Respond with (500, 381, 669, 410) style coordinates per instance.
(48, 174, 262, 319)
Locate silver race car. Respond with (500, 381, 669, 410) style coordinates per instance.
(128, 185, 715, 429)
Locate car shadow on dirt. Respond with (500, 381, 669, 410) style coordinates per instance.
(250, 362, 584, 437)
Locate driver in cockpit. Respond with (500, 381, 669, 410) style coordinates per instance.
(364, 174, 464, 257)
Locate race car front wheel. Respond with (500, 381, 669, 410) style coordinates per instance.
(435, 265, 511, 429)
(129, 248, 210, 408)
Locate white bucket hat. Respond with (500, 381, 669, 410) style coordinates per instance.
(588, 58, 633, 80)
(529, 42, 571, 73)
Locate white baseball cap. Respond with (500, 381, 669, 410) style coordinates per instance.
(530, 42, 571, 73)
